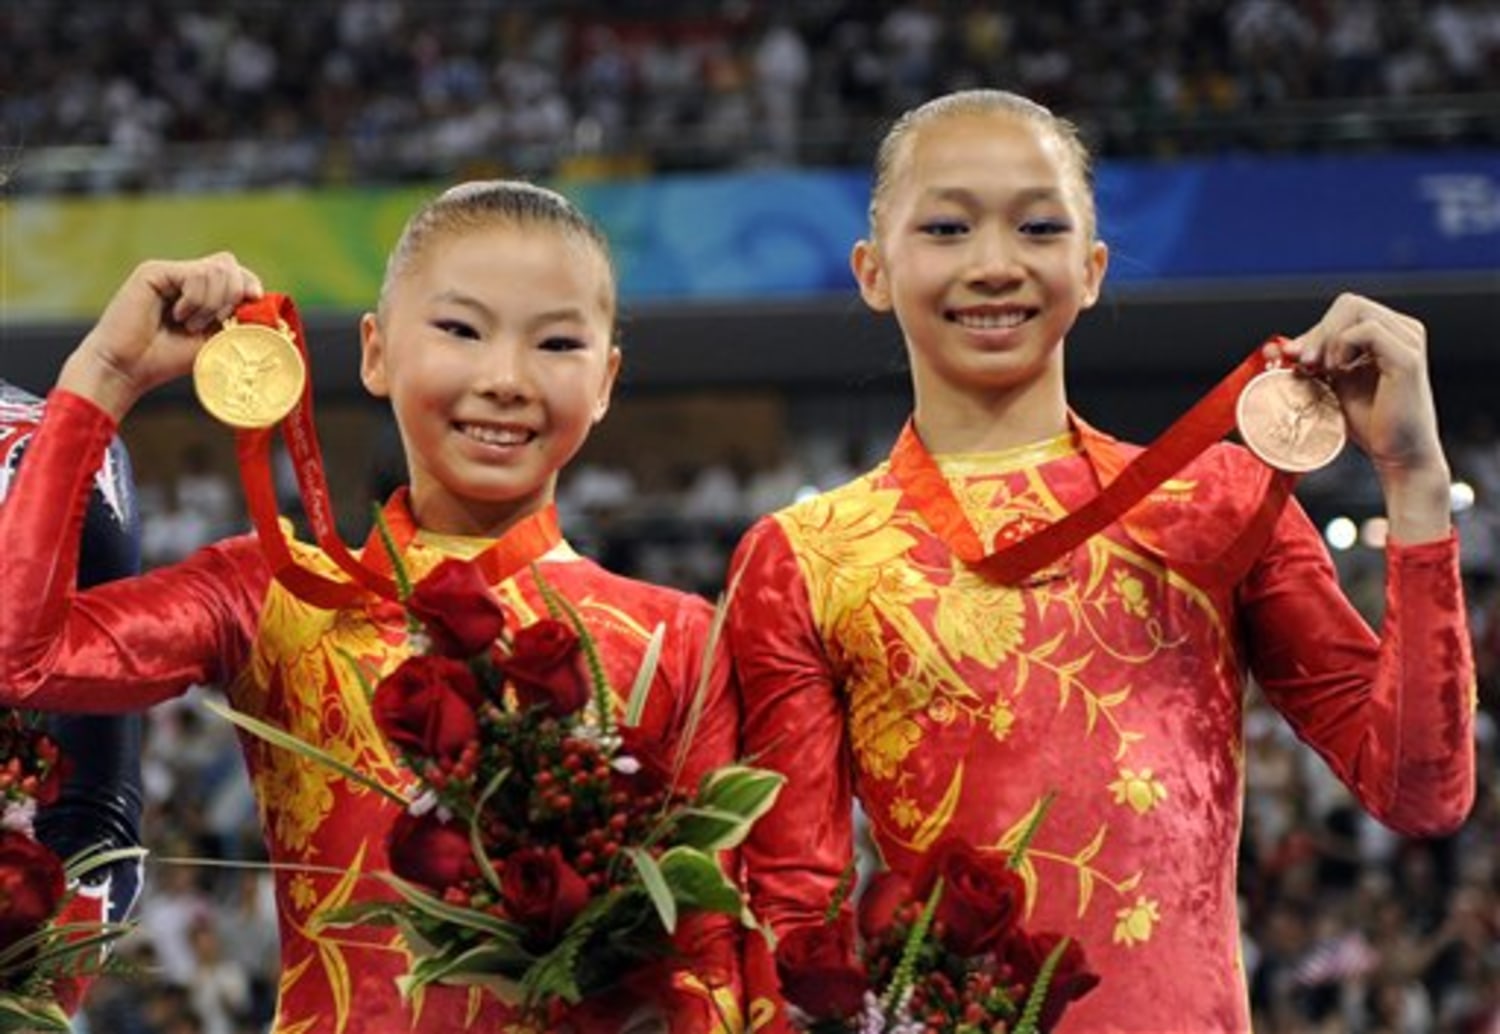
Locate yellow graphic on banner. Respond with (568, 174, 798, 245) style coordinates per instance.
(2, 189, 431, 320)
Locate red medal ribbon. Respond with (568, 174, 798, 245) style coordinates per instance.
(230, 295, 563, 606)
(360, 487, 564, 589)
(889, 342, 1297, 586)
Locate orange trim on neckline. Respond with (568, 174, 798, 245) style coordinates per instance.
(361, 488, 565, 588)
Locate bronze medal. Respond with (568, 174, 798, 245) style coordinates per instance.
(1235, 366, 1346, 473)
(193, 318, 306, 429)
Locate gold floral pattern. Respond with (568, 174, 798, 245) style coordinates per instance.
(289, 872, 318, 914)
(890, 795, 923, 830)
(777, 448, 1222, 947)
(988, 701, 1016, 741)
(239, 539, 530, 1033)
(1113, 897, 1161, 947)
(1109, 768, 1168, 815)
(1113, 571, 1150, 619)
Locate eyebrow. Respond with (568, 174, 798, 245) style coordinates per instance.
(923, 186, 1066, 207)
(429, 290, 595, 330)
(429, 289, 491, 316)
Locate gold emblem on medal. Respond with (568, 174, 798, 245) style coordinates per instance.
(193, 319, 306, 429)
(1235, 367, 1346, 473)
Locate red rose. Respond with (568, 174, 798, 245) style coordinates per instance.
(30, 732, 69, 807)
(1003, 930, 1100, 1033)
(773, 922, 868, 1021)
(387, 811, 479, 892)
(500, 846, 590, 943)
(912, 838, 1025, 956)
(0, 830, 67, 956)
(372, 655, 482, 762)
(408, 559, 509, 657)
(498, 619, 590, 718)
(856, 869, 913, 943)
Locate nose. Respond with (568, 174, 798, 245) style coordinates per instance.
(474, 338, 533, 403)
(967, 227, 1023, 290)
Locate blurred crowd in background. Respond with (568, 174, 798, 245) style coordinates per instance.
(6, 0, 1500, 193)
(5, 2, 1497, 1032)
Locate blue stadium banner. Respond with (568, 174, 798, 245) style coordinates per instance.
(3, 152, 1496, 321)
(1094, 150, 1500, 283)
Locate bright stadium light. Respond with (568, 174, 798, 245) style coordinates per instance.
(1451, 481, 1475, 513)
(1325, 516, 1358, 551)
(1360, 517, 1389, 549)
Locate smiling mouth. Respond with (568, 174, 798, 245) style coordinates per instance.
(947, 309, 1033, 329)
(459, 423, 535, 446)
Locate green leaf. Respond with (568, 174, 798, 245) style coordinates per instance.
(382, 875, 531, 943)
(10, 922, 133, 976)
(1008, 790, 1057, 871)
(471, 767, 511, 894)
(622, 622, 666, 728)
(533, 564, 616, 738)
(336, 646, 381, 703)
(0, 915, 133, 977)
(318, 874, 531, 947)
(405, 939, 533, 992)
(1013, 935, 1071, 1034)
(62, 845, 148, 885)
(883, 876, 943, 1013)
(824, 858, 859, 924)
(520, 912, 601, 1008)
(0, 995, 71, 1033)
(656, 847, 749, 924)
(669, 591, 732, 792)
(676, 766, 785, 851)
(309, 899, 405, 929)
(399, 956, 527, 1005)
(371, 502, 414, 602)
(627, 848, 677, 934)
(203, 698, 409, 806)
(666, 805, 754, 854)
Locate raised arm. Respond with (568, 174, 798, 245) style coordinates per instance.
(0, 255, 270, 711)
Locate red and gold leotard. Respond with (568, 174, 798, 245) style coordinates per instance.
(728, 415, 1475, 1033)
(0, 391, 743, 1034)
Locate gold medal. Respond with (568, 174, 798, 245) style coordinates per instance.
(1235, 366, 1346, 473)
(193, 317, 306, 429)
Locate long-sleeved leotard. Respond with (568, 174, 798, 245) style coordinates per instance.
(0, 390, 743, 1034)
(728, 414, 1475, 1033)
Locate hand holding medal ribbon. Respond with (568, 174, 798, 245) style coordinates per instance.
(890, 338, 1349, 588)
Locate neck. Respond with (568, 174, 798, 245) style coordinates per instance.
(408, 489, 555, 540)
(912, 390, 1068, 454)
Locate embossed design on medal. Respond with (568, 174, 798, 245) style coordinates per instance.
(1235, 365, 1346, 473)
(193, 318, 307, 429)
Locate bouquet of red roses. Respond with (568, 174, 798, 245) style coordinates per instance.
(223, 552, 782, 1025)
(0, 712, 139, 1032)
(774, 827, 1099, 1034)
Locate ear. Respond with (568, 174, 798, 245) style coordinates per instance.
(851, 238, 892, 312)
(358, 312, 390, 397)
(1079, 239, 1110, 310)
(593, 346, 622, 425)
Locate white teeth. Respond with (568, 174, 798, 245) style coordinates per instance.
(463, 424, 530, 446)
(955, 311, 1027, 329)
